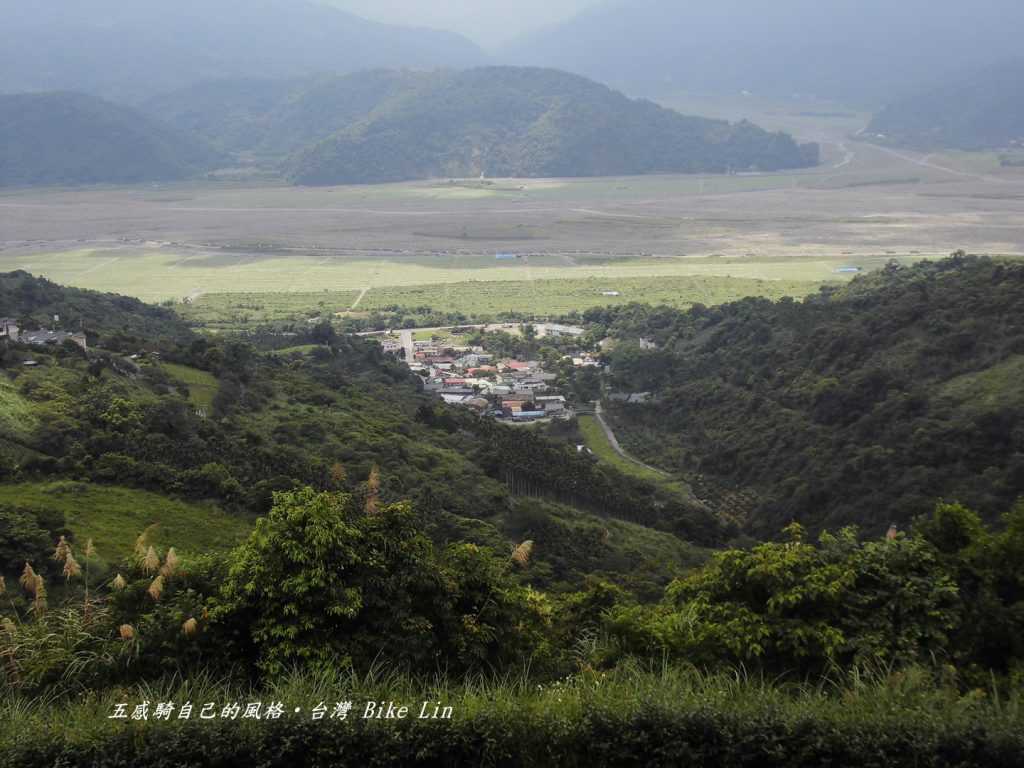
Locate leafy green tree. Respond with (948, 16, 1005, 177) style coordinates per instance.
(215, 487, 552, 677)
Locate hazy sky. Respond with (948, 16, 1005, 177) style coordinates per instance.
(324, 0, 600, 48)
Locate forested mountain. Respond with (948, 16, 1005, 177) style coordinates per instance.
(284, 67, 819, 184)
(0, 93, 222, 186)
(867, 60, 1024, 151)
(0, 0, 482, 103)
(144, 70, 434, 157)
(593, 256, 1024, 537)
(504, 0, 1024, 104)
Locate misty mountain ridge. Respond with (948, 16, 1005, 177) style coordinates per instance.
(867, 59, 1024, 151)
(0, 92, 222, 187)
(0, 0, 484, 103)
(504, 0, 1024, 104)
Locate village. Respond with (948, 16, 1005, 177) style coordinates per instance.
(375, 322, 601, 422)
(0, 317, 88, 353)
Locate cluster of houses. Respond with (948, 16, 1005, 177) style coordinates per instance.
(406, 337, 567, 422)
(0, 318, 88, 351)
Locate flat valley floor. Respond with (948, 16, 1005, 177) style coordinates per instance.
(2, 104, 1022, 305)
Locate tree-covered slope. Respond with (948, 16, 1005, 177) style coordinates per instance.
(0, 0, 482, 103)
(592, 256, 1024, 537)
(0, 273, 716, 595)
(0, 93, 222, 187)
(144, 70, 437, 157)
(286, 67, 819, 184)
(0, 270, 193, 345)
(867, 60, 1024, 151)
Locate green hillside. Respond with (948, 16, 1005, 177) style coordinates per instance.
(0, 92, 222, 186)
(592, 255, 1024, 536)
(0, 272, 713, 597)
(145, 70, 434, 157)
(288, 67, 819, 184)
(2, 271, 1024, 763)
(145, 67, 818, 184)
(868, 60, 1024, 151)
(0, 482, 247, 563)
(0, 269, 193, 347)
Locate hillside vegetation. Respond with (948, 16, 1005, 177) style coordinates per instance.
(2, 271, 1024, 763)
(0, 93, 221, 186)
(0, 270, 192, 346)
(594, 255, 1024, 536)
(868, 60, 1024, 151)
(0, 272, 714, 598)
(288, 67, 819, 184)
(147, 67, 819, 184)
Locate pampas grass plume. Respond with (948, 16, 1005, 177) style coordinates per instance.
(147, 574, 164, 601)
(512, 540, 534, 568)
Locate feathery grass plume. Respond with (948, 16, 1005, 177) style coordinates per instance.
(84, 538, 96, 558)
(512, 540, 534, 568)
(0, 575, 5, 596)
(52, 535, 70, 562)
(62, 552, 82, 580)
(1, 617, 13, 635)
(160, 547, 180, 579)
(182, 617, 198, 637)
(118, 624, 135, 640)
(133, 524, 159, 565)
(329, 461, 347, 489)
(142, 546, 160, 575)
(147, 574, 164, 601)
(133, 533, 148, 563)
(19, 563, 37, 595)
(32, 575, 46, 613)
(365, 464, 381, 515)
(111, 573, 127, 591)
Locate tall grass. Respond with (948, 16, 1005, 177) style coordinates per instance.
(1, 661, 1020, 751)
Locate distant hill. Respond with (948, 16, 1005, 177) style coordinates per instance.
(144, 70, 434, 157)
(867, 61, 1024, 151)
(0, 270, 193, 346)
(282, 67, 819, 184)
(0, 0, 483, 103)
(0, 92, 223, 187)
(504, 0, 1024, 105)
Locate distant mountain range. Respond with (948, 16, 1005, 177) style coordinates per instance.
(2, 68, 818, 188)
(503, 0, 1024, 105)
(0, 0, 483, 103)
(867, 60, 1024, 151)
(150, 67, 820, 185)
(0, 92, 222, 187)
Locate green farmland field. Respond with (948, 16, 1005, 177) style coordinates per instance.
(178, 273, 824, 328)
(360, 274, 825, 316)
(4, 247, 904, 305)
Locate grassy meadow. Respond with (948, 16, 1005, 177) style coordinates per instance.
(0, 481, 250, 563)
(159, 362, 220, 410)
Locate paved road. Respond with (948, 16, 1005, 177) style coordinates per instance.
(398, 329, 415, 365)
(593, 401, 671, 478)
